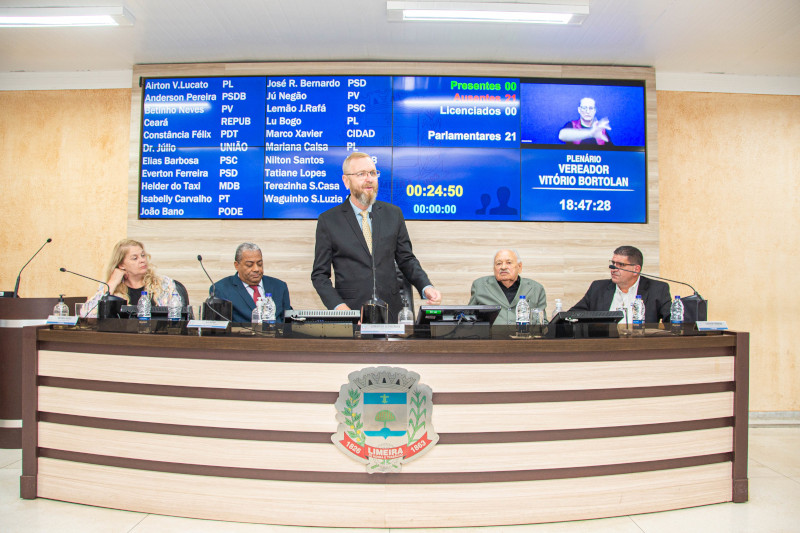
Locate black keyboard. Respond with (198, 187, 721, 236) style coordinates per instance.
(285, 309, 360, 322)
(559, 310, 624, 319)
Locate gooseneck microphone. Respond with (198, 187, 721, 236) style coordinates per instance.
(14, 238, 52, 297)
(60, 267, 111, 297)
(196, 254, 232, 321)
(197, 255, 216, 300)
(609, 264, 708, 321)
(60, 267, 121, 318)
(369, 214, 379, 303)
(608, 264, 704, 299)
(361, 212, 388, 324)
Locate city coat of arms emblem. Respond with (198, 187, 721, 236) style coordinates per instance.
(332, 366, 439, 473)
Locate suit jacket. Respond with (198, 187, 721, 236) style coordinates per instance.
(569, 276, 671, 323)
(311, 198, 432, 320)
(210, 273, 291, 324)
(468, 276, 547, 326)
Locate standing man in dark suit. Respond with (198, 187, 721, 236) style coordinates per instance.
(311, 152, 442, 321)
(210, 242, 291, 323)
(570, 245, 671, 323)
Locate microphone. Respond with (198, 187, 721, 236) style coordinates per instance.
(60, 267, 123, 319)
(196, 254, 232, 322)
(370, 213, 379, 303)
(361, 211, 388, 324)
(197, 255, 216, 300)
(14, 238, 52, 297)
(608, 264, 703, 299)
(608, 264, 707, 321)
(60, 267, 111, 296)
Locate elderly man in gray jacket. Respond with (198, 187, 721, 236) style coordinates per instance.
(468, 249, 547, 326)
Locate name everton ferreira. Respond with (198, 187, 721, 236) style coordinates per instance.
(141, 169, 209, 178)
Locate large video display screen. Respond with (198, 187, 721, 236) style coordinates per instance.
(139, 75, 647, 222)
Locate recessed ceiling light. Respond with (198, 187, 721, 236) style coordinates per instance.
(387, 1, 589, 25)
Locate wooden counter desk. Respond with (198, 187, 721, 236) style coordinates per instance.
(21, 327, 749, 528)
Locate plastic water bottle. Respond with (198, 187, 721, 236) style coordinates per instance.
(553, 298, 563, 316)
(168, 290, 182, 322)
(670, 295, 684, 334)
(137, 291, 151, 333)
(398, 297, 414, 326)
(251, 299, 262, 333)
(516, 295, 531, 336)
(53, 294, 69, 317)
(530, 307, 544, 336)
(262, 293, 276, 336)
(631, 294, 645, 336)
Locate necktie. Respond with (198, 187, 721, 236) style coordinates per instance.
(249, 284, 261, 304)
(360, 210, 372, 254)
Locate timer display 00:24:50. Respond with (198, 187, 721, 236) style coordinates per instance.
(406, 184, 464, 198)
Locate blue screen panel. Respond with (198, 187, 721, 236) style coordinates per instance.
(139, 75, 648, 223)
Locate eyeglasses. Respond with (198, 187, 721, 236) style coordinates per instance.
(345, 170, 380, 179)
(609, 261, 636, 269)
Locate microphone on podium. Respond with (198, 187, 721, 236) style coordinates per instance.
(197, 255, 232, 321)
(12, 238, 52, 298)
(361, 212, 388, 324)
(59, 267, 124, 318)
(609, 264, 708, 321)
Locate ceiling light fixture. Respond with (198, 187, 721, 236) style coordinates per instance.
(0, 5, 134, 28)
(387, 1, 589, 25)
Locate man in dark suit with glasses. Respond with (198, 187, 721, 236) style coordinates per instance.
(311, 152, 441, 322)
(570, 245, 671, 323)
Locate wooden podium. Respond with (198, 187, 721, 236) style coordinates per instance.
(20, 329, 749, 527)
(0, 297, 83, 448)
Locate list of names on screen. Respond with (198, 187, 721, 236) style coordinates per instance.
(139, 75, 647, 222)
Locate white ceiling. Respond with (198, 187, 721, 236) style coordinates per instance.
(1, 0, 799, 79)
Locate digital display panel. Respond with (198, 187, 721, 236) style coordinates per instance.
(139, 75, 647, 222)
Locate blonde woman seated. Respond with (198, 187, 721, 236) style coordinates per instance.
(83, 239, 177, 317)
